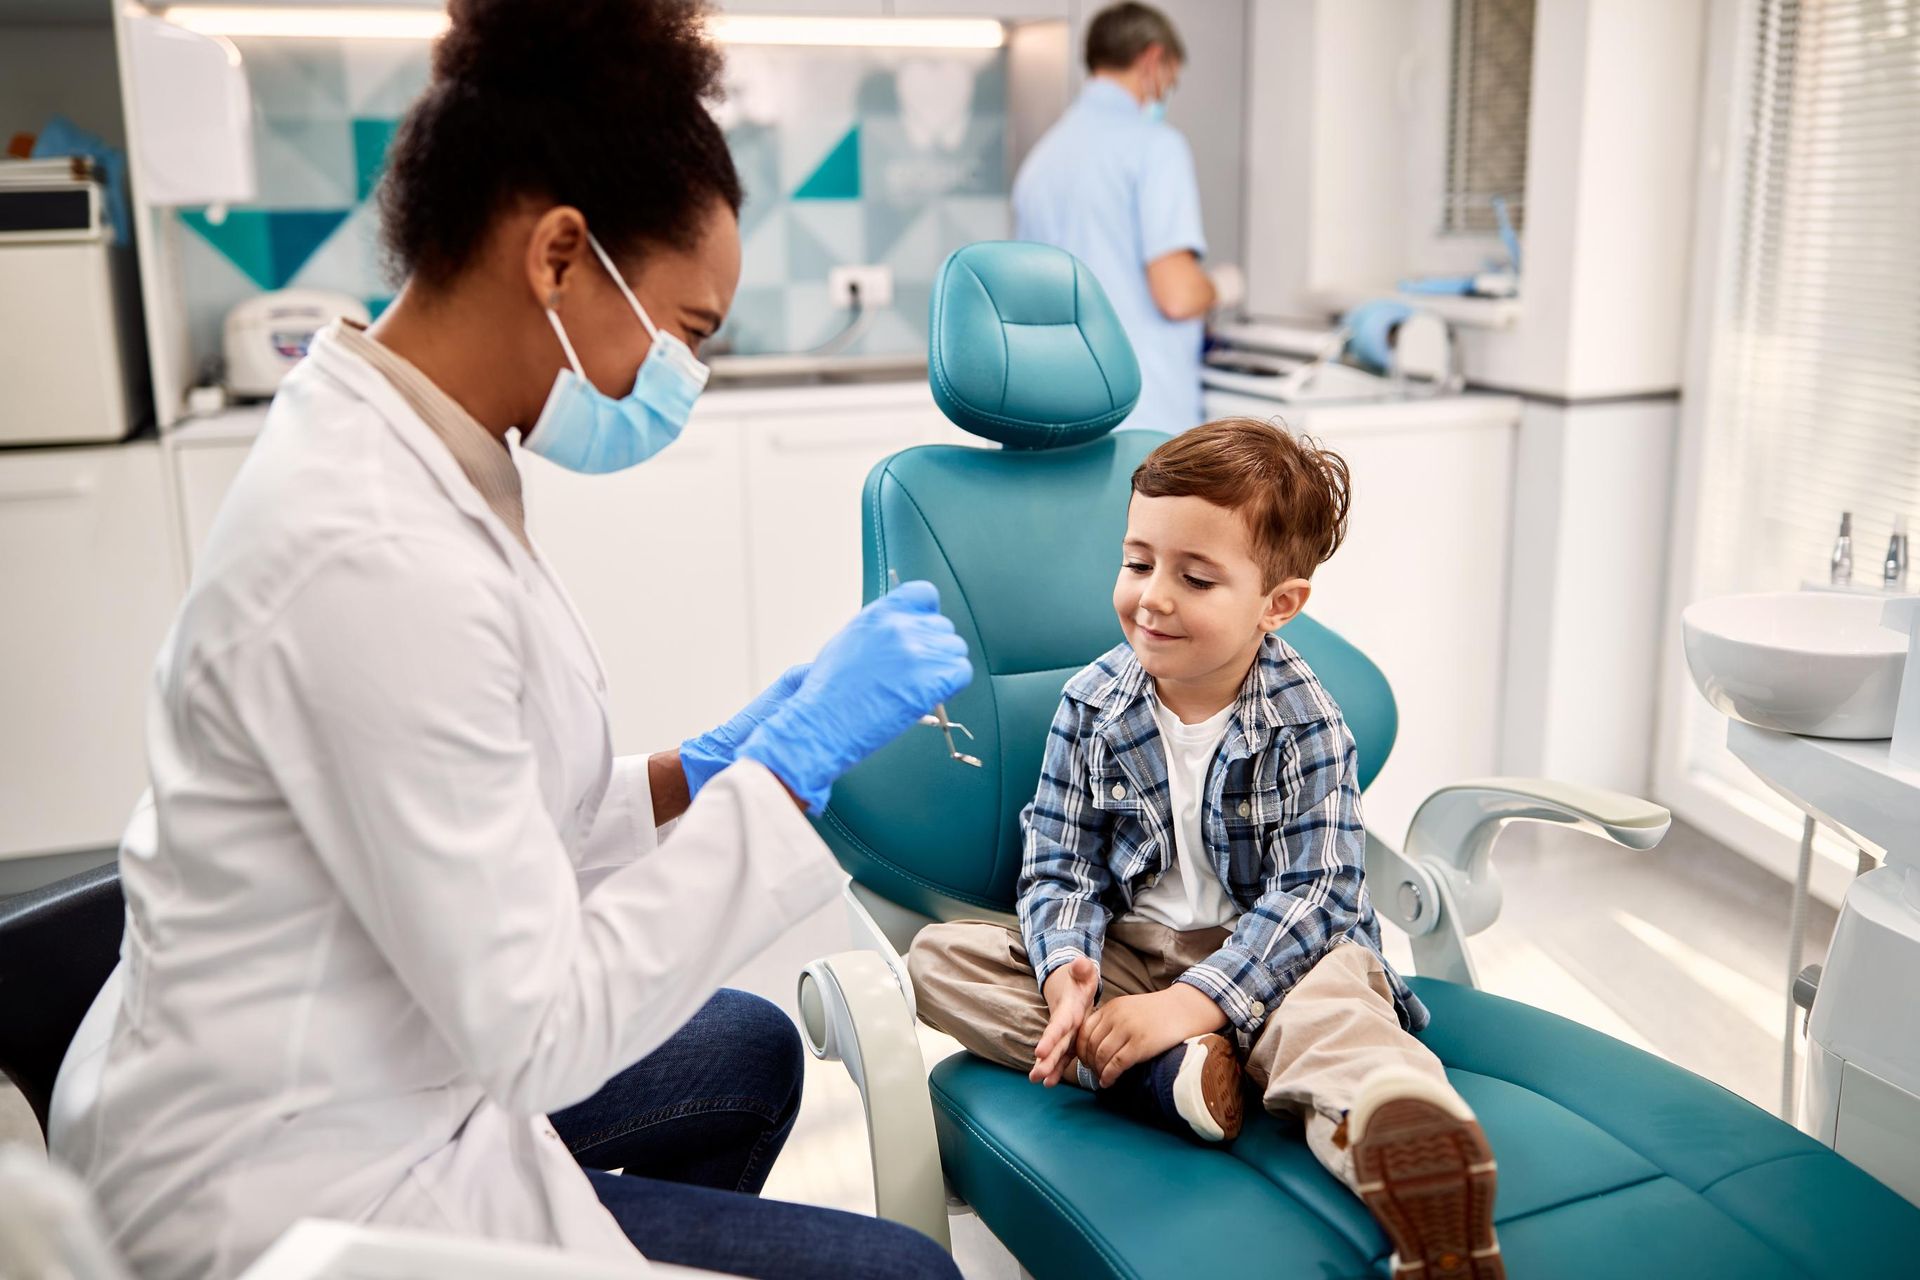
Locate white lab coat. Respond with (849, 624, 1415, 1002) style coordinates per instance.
(48, 329, 846, 1279)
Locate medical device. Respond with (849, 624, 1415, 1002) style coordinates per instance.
(1830, 511, 1854, 585)
(0, 159, 147, 445)
(1885, 516, 1908, 590)
(1203, 310, 1458, 406)
(892, 569, 983, 768)
(223, 290, 369, 400)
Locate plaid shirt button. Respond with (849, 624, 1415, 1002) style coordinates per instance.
(1111, 783, 1125, 799)
(1237, 800, 1252, 817)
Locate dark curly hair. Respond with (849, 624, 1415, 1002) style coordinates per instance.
(379, 0, 743, 286)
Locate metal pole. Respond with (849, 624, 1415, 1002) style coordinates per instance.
(1782, 815, 1816, 1120)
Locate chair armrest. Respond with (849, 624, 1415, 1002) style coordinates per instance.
(1370, 778, 1670, 988)
(796, 950, 950, 1251)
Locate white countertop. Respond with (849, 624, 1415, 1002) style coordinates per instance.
(165, 375, 939, 447)
(1727, 719, 1920, 870)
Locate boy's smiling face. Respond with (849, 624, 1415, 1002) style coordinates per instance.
(1115, 492, 1311, 710)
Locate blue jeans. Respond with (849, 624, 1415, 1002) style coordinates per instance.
(549, 989, 958, 1280)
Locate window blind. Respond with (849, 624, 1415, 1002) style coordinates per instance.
(1682, 0, 1920, 827)
(1443, 0, 1535, 234)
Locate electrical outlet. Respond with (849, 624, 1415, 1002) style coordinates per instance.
(829, 265, 894, 309)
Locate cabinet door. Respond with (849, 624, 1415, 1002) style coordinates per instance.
(171, 437, 254, 572)
(1301, 418, 1515, 844)
(520, 421, 755, 755)
(0, 444, 179, 859)
(742, 401, 963, 689)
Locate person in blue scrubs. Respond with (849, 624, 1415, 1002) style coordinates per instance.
(1013, 3, 1229, 434)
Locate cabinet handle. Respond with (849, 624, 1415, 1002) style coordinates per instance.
(0, 476, 95, 502)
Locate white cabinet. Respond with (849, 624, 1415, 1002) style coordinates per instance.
(170, 431, 254, 570)
(0, 442, 179, 859)
(1207, 389, 1520, 846)
(520, 415, 757, 755)
(740, 390, 963, 688)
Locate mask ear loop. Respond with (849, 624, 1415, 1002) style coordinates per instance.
(587, 232, 662, 340)
(544, 293, 587, 377)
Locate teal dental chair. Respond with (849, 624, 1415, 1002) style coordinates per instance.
(794, 242, 1920, 1278)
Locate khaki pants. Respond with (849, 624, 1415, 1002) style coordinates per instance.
(907, 918, 1451, 1187)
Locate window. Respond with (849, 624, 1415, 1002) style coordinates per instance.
(1674, 0, 1920, 859)
(1443, 0, 1535, 235)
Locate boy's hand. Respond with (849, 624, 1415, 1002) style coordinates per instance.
(1078, 984, 1228, 1087)
(1031, 957, 1100, 1087)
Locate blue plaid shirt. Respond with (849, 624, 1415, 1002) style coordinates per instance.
(1017, 634, 1428, 1041)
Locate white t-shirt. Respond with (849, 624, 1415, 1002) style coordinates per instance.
(1125, 693, 1240, 933)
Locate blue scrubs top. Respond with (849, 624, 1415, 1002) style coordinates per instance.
(1013, 78, 1208, 435)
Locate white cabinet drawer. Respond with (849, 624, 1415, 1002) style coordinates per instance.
(0, 443, 178, 858)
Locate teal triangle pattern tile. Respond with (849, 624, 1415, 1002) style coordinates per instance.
(790, 202, 864, 269)
(717, 285, 789, 356)
(793, 126, 861, 201)
(352, 118, 399, 202)
(256, 116, 357, 207)
(727, 123, 782, 241)
(290, 201, 385, 297)
(182, 208, 352, 291)
(342, 42, 429, 115)
(738, 205, 789, 290)
(874, 204, 944, 281)
(785, 214, 841, 284)
(234, 39, 350, 123)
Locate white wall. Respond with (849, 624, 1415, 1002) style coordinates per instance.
(0, 8, 125, 150)
(1457, 0, 1708, 399)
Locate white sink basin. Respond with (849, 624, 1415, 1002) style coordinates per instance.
(1683, 591, 1909, 739)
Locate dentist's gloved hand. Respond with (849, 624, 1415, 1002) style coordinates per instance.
(680, 663, 811, 801)
(738, 581, 973, 813)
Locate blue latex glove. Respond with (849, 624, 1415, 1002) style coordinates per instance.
(738, 582, 974, 813)
(680, 663, 811, 800)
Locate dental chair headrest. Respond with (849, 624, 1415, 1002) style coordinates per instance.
(928, 241, 1141, 450)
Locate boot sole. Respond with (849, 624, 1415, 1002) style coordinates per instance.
(1352, 1096, 1503, 1280)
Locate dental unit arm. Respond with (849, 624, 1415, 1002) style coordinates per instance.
(1367, 778, 1672, 988)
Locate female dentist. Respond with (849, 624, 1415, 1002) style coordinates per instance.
(48, 2, 969, 1278)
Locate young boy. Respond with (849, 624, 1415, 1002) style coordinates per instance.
(908, 419, 1503, 1280)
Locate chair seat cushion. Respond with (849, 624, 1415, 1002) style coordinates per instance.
(929, 977, 1920, 1280)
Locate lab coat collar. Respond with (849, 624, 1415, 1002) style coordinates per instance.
(307, 323, 530, 573)
(305, 325, 613, 693)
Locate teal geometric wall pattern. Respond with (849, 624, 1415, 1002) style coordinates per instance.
(180, 208, 351, 291)
(171, 39, 1009, 367)
(793, 127, 861, 201)
(352, 118, 400, 202)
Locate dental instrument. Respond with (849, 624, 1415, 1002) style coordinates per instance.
(1830, 511, 1854, 585)
(1885, 515, 1909, 590)
(891, 569, 983, 768)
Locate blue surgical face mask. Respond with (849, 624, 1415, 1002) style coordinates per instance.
(525, 232, 711, 475)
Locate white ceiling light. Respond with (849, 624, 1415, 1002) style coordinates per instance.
(709, 15, 1003, 48)
(161, 6, 451, 40)
(158, 6, 1004, 48)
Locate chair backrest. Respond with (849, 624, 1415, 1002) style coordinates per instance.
(816, 242, 1397, 920)
(0, 861, 123, 1134)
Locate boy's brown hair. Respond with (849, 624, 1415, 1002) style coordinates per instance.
(1131, 418, 1352, 587)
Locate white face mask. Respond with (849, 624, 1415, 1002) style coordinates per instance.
(524, 232, 711, 475)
